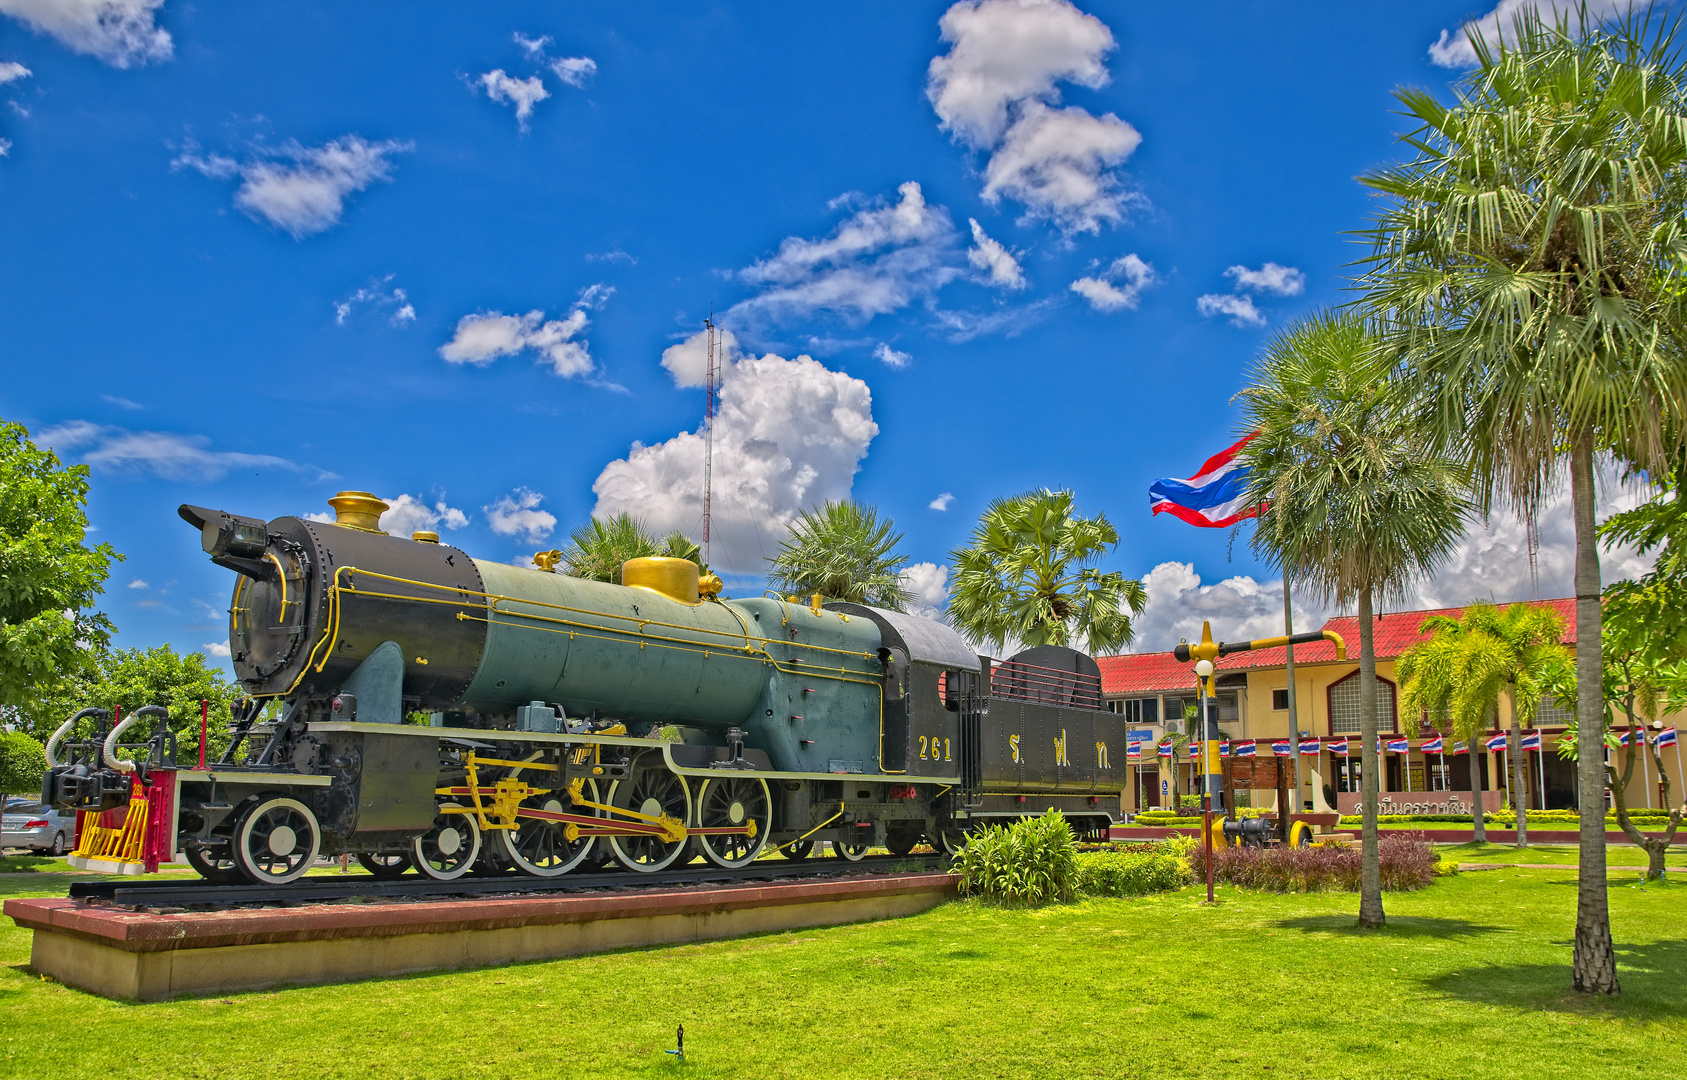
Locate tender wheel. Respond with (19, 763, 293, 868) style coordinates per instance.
(412, 803, 482, 880)
(606, 763, 692, 873)
(234, 797, 321, 885)
(356, 852, 412, 878)
(185, 841, 244, 883)
(934, 828, 967, 857)
(780, 839, 815, 860)
(831, 830, 870, 861)
(497, 779, 601, 877)
(884, 827, 919, 857)
(692, 777, 772, 868)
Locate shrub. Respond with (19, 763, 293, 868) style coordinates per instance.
(957, 810, 1078, 906)
(1075, 850, 1193, 896)
(1208, 833, 1438, 893)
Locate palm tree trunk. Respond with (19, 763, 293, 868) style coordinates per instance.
(1569, 432, 1618, 994)
(1357, 586, 1384, 928)
(1510, 706, 1528, 849)
(1471, 739, 1486, 844)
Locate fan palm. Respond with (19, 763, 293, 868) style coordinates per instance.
(1398, 602, 1576, 848)
(1238, 311, 1471, 929)
(766, 500, 913, 610)
(560, 514, 699, 583)
(1357, 8, 1687, 992)
(947, 489, 1146, 657)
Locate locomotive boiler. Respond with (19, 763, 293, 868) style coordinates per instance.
(42, 492, 1129, 885)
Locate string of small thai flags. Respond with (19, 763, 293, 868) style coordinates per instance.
(1123, 727, 1677, 759)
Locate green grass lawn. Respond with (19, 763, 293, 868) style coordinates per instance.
(1444, 842, 1687, 868)
(3, 866, 1684, 1080)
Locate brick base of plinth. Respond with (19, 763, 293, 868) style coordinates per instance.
(4, 873, 959, 1002)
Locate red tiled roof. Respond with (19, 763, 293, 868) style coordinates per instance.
(1099, 598, 1577, 694)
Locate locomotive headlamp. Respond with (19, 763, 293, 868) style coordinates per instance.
(178, 504, 268, 560)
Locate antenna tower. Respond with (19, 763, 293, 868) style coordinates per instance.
(702, 316, 717, 568)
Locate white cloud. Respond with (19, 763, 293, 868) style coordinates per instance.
(1196, 292, 1265, 328)
(966, 218, 1026, 289)
(591, 352, 878, 577)
(1225, 262, 1304, 297)
(586, 248, 636, 265)
(379, 494, 469, 537)
(101, 394, 142, 409)
(439, 287, 608, 379)
(173, 136, 412, 239)
(127, 579, 148, 590)
(931, 296, 1060, 342)
(873, 342, 912, 369)
(513, 32, 551, 58)
(485, 488, 557, 544)
(661, 325, 740, 389)
(203, 641, 232, 658)
(334, 274, 415, 327)
(1069, 252, 1156, 312)
(729, 181, 960, 329)
(0, 138, 10, 157)
(927, 0, 1139, 233)
(901, 562, 950, 622)
(0, 60, 30, 84)
(477, 69, 549, 131)
(1428, 0, 1632, 68)
(0, 0, 171, 68)
(929, 492, 955, 511)
(1128, 562, 1335, 656)
(38, 421, 316, 482)
(550, 56, 597, 87)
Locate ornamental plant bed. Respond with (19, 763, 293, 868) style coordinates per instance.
(1207, 833, 1441, 893)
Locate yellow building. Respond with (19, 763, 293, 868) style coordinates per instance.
(1098, 599, 1680, 815)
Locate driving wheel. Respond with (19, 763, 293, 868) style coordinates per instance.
(233, 796, 321, 885)
(692, 776, 772, 868)
(606, 764, 692, 873)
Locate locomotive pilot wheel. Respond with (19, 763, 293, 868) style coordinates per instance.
(780, 838, 815, 860)
(357, 852, 412, 878)
(233, 797, 321, 885)
(606, 762, 693, 873)
(497, 775, 603, 877)
(186, 839, 245, 884)
(412, 802, 482, 880)
(691, 776, 772, 869)
(831, 830, 870, 861)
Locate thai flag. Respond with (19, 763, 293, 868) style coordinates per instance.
(1326, 739, 1350, 756)
(1298, 738, 1321, 756)
(1421, 736, 1444, 754)
(1233, 739, 1257, 758)
(1386, 737, 1410, 754)
(1149, 434, 1260, 528)
(1157, 740, 1173, 758)
(1615, 729, 1632, 746)
(1519, 731, 1542, 752)
(1271, 739, 1292, 757)
(1219, 741, 1231, 758)
(1657, 727, 1679, 748)
(1450, 740, 1469, 756)
(1126, 741, 1142, 759)
(1485, 734, 1508, 752)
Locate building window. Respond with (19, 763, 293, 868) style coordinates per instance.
(1327, 671, 1397, 735)
(1537, 696, 1573, 728)
(1108, 698, 1161, 724)
(1272, 688, 1289, 711)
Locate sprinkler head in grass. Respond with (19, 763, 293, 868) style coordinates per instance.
(665, 1024, 684, 1061)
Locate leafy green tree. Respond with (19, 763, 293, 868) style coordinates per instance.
(1599, 448, 1687, 663)
(1357, 9, 1687, 991)
(947, 489, 1145, 655)
(1398, 602, 1576, 848)
(0, 729, 46, 800)
(768, 500, 913, 611)
(21, 645, 241, 765)
(0, 421, 119, 711)
(1238, 311, 1471, 929)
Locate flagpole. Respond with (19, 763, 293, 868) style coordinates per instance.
(1637, 724, 1652, 809)
(1283, 584, 1299, 815)
(1536, 737, 1547, 811)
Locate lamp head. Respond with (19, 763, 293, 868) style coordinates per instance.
(1194, 659, 1214, 678)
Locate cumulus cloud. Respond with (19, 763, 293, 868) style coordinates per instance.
(967, 218, 1025, 289)
(439, 286, 610, 379)
(729, 181, 960, 330)
(901, 562, 950, 622)
(173, 136, 412, 239)
(379, 494, 469, 537)
(203, 641, 232, 658)
(1196, 292, 1265, 328)
(550, 56, 596, 87)
(661, 325, 740, 388)
(477, 69, 549, 130)
(0, 0, 172, 67)
(0, 60, 30, 84)
(38, 421, 319, 482)
(1069, 252, 1156, 312)
(929, 492, 955, 511)
(927, 0, 1139, 233)
(1428, 0, 1632, 68)
(592, 351, 878, 577)
(1226, 262, 1304, 297)
(127, 579, 148, 590)
(334, 273, 415, 327)
(1127, 563, 1333, 656)
(874, 342, 912, 369)
(485, 488, 557, 544)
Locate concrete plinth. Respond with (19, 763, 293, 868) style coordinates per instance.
(5, 872, 959, 1002)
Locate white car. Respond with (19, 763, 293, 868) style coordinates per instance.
(2, 798, 77, 856)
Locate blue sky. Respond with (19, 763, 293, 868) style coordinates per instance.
(0, 1, 1652, 667)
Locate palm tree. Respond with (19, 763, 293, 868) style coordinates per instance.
(947, 489, 1146, 656)
(560, 514, 700, 583)
(1357, 9, 1687, 992)
(1238, 311, 1471, 929)
(766, 500, 913, 610)
(1398, 602, 1576, 849)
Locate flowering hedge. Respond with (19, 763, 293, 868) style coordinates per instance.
(1207, 833, 1439, 893)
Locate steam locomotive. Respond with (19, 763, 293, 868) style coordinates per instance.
(41, 492, 1128, 885)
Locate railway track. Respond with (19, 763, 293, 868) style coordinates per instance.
(66, 854, 953, 910)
